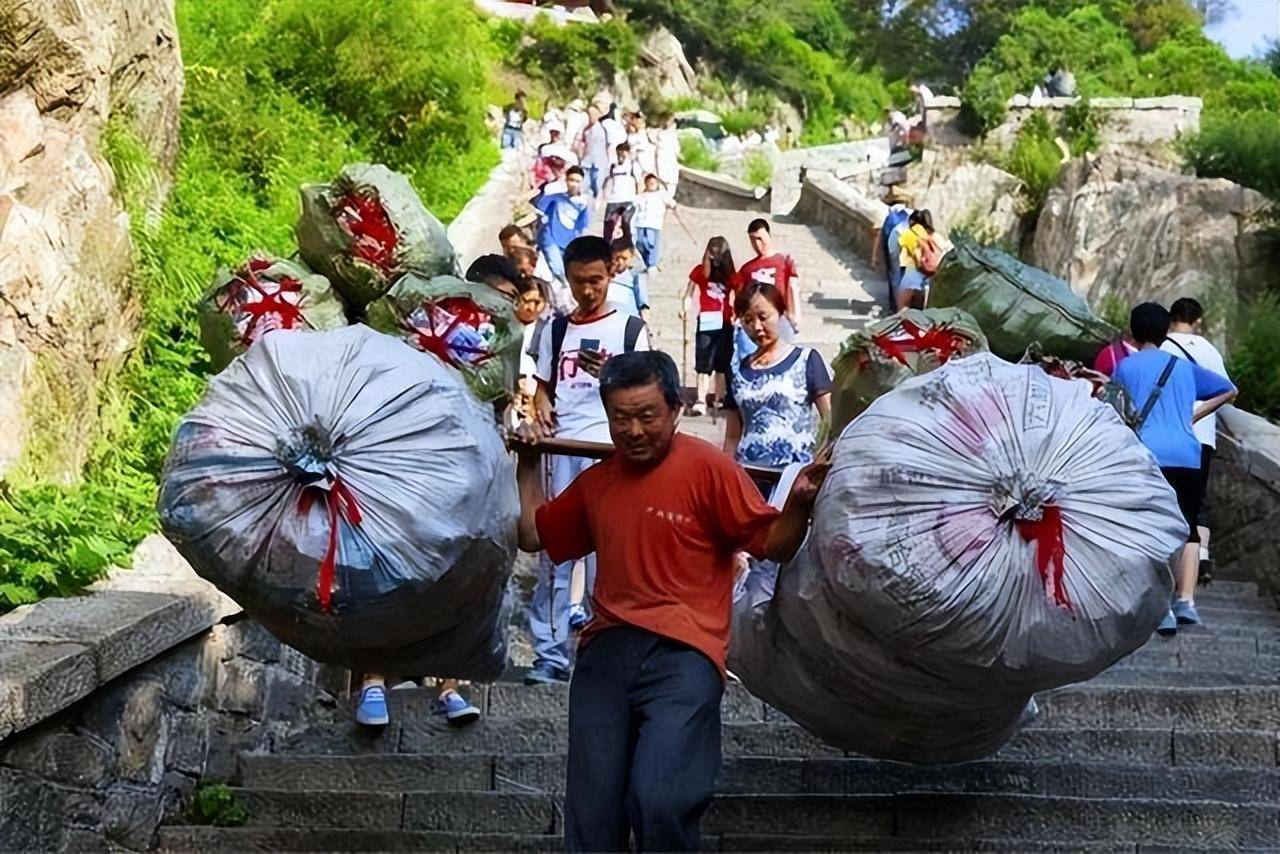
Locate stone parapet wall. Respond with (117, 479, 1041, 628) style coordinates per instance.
(924, 95, 1202, 149)
(788, 171, 886, 265)
(676, 166, 771, 213)
(1210, 408, 1280, 602)
(0, 537, 347, 852)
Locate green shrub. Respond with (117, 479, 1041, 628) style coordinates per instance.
(678, 136, 719, 171)
(1059, 99, 1101, 157)
(1227, 294, 1280, 421)
(190, 784, 248, 827)
(1180, 110, 1280, 200)
(508, 14, 638, 100)
(721, 106, 769, 137)
(742, 151, 774, 188)
(1001, 112, 1065, 209)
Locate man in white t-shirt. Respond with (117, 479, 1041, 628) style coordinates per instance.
(1161, 297, 1231, 576)
(526, 236, 650, 684)
(581, 105, 609, 197)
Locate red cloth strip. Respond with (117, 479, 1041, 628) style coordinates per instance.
(871, 319, 969, 367)
(297, 477, 364, 614)
(408, 299, 496, 367)
(1015, 503, 1073, 613)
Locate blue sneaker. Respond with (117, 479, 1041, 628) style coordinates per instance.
(524, 663, 570, 685)
(1172, 599, 1202, 626)
(432, 689, 481, 726)
(355, 684, 389, 727)
(1156, 609, 1178, 637)
(568, 604, 590, 632)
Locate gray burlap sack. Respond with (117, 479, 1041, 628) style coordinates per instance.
(296, 163, 457, 310)
(159, 325, 517, 678)
(730, 353, 1186, 763)
(197, 254, 348, 372)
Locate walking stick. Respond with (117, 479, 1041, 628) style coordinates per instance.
(681, 309, 690, 407)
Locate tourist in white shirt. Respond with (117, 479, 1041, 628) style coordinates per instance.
(526, 236, 650, 685)
(627, 111, 657, 177)
(581, 105, 609, 197)
(600, 141, 642, 243)
(1160, 297, 1232, 577)
(654, 117, 681, 202)
(631, 174, 675, 273)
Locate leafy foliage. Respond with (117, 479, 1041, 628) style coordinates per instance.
(1002, 112, 1068, 208)
(190, 784, 249, 827)
(1179, 110, 1280, 200)
(1226, 294, 1280, 421)
(742, 151, 775, 188)
(505, 13, 639, 100)
(678, 135, 719, 171)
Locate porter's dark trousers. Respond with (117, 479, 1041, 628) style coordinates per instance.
(564, 625, 723, 853)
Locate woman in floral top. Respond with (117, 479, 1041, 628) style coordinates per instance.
(723, 282, 832, 490)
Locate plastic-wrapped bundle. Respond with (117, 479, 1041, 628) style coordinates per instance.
(929, 240, 1116, 363)
(730, 353, 1185, 763)
(197, 255, 348, 372)
(830, 307, 987, 435)
(365, 274, 521, 403)
(296, 163, 457, 310)
(159, 325, 517, 678)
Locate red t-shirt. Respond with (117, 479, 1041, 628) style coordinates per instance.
(687, 264, 740, 322)
(737, 253, 797, 311)
(1093, 340, 1135, 377)
(535, 434, 779, 672)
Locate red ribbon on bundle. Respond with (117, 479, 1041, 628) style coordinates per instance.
(1015, 503, 1073, 613)
(217, 261, 307, 345)
(871, 319, 970, 367)
(409, 298, 496, 368)
(336, 193, 398, 276)
(297, 477, 364, 614)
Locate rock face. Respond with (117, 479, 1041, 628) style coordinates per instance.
(635, 25, 697, 101)
(1032, 155, 1272, 312)
(886, 148, 1026, 249)
(0, 0, 183, 481)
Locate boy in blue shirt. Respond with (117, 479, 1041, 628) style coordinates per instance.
(1112, 302, 1236, 634)
(535, 165, 591, 285)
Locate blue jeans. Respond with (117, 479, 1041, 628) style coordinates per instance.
(585, 164, 601, 196)
(565, 625, 723, 853)
(540, 240, 566, 284)
(501, 127, 522, 150)
(528, 454, 596, 672)
(634, 227, 661, 269)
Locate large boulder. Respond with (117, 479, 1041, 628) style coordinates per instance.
(0, 0, 183, 480)
(1032, 154, 1273, 312)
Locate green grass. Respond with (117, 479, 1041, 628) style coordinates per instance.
(742, 151, 774, 188)
(678, 136, 719, 171)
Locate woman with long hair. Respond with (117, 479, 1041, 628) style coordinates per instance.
(723, 281, 832, 487)
(680, 236, 739, 415)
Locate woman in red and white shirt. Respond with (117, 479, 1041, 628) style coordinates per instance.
(680, 236, 740, 416)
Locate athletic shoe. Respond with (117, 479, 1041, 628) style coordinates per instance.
(1156, 609, 1178, 637)
(1172, 599, 1202, 626)
(432, 690, 481, 726)
(355, 684, 389, 727)
(688, 402, 706, 417)
(568, 604, 590, 632)
(1198, 556, 1215, 585)
(1016, 696, 1040, 727)
(524, 663, 570, 685)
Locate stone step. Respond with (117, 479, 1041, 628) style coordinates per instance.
(1037, 686, 1280, 729)
(1089, 666, 1280, 688)
(240, 753, 1280, 802)
(166, 792, 1280, 847)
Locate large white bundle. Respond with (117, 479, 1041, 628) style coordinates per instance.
(730, 353, 1186, 763)
(160, 325, 518, 679)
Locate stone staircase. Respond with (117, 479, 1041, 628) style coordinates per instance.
(158, 580, 1280, 852)
(157, 201, 1280, 851)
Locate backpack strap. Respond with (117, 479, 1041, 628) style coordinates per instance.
(1166, 337, 1198, 365)
(623, 315, 645, 353)
(547, 315, 571, 399)
(1132, 354, 1179, 433)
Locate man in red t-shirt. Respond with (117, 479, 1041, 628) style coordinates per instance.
(737, 218, 801, 335)
(514, 350, 828, 853)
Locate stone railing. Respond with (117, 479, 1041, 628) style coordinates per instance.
(788, 170, 886, 265)
(447, 149, 526, 262)
(675, 166, 771, 213)
(1209, 407, 1280, 601)
(923, 94, 1202, 149)
(0, 536, 347, 852)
